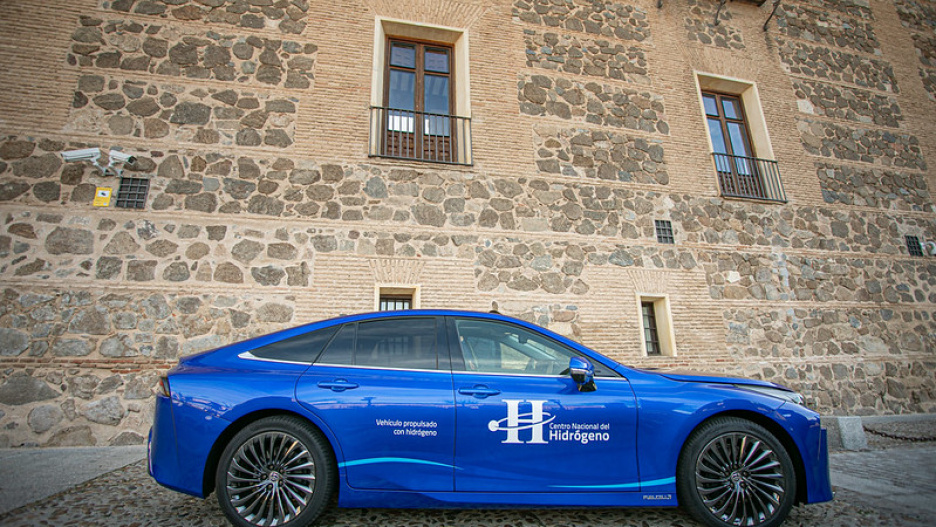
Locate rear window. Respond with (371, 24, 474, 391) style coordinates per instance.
(316, 318, 439, 370)
(250, 325, 339, 363)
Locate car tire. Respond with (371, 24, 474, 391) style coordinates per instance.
(676, 416, 797, 527)
(215, 416, 335, 527)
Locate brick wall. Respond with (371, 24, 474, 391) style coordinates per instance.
(0, 0, 933, 447)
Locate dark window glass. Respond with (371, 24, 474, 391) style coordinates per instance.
(655, 220, 674, 244)
(316, 323, 356, 366)
(315, 319, 439, 370)
(642, 302, 661, 356)
(115, 177, 150, 209)
(379, 295, 411, 311)
(356, 318, 437, 370)
(906, 235, 924, 257)
(251, 326, 338, 363)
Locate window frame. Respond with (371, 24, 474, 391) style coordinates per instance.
(369, 17, 473, 165)
(383, 38, 455, 119)
(702, 90, 757, 160)
(375, 285, 420, 311)
(446, 317, 620, 378)
(655, 219, 675, 244)
(906, 235, 924, 257)
(636, 294, 676, 357)
(641, 301, 662, 356)
(695, 72, 786, 203)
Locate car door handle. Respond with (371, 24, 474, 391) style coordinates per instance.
(317, 379, 360, 392)
(458, 385, 501, 398)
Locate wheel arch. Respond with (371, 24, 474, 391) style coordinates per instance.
(677, 410, 809, 506)
(202, 409, 339, 498)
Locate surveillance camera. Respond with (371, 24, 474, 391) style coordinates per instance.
(61, 148, 101, 162)
(924, 241, 936, 256)
(108, 150, 137, 165)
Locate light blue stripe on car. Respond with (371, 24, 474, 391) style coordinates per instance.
(340, 457, 457, 469)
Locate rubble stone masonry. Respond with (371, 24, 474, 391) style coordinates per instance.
(0, 0, 934, 447)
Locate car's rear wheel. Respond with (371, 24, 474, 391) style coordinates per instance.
(677, 417, 796, 527)
(215, 416, 335, 527)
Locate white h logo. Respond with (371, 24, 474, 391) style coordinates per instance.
(488, 399, 554, 444)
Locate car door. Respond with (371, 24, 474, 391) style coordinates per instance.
(448, 316, 640, 492)
(295, 316, 455, 491)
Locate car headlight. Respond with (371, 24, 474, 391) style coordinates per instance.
(735, 384, 806, 406)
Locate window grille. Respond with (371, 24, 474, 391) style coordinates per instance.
(655, 220, 675, 244)
(115, 177, 150, 209)
(906, 235, 924, 257)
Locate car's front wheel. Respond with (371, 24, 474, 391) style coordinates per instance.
(215, 416, 335, 527)
(677, 417, 797, 527)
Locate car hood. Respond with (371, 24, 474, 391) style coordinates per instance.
(640, 369, 791, 391)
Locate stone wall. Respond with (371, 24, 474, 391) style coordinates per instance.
(69, 74, 298, 146)
(0, 285, 296, 447)
(102, 0, 311, 35)
(512, 0, 651, 42)
(523, 30, 650, 84)
(684, 0, 745, 50)
(817, 163, 933, 211)
(518, 75, 668, 133)
(896, 0, 936, 102)
(0, 0, 934, 447)
(727, 306, 936, 415)
(798, 120, 925, 170)
(532, 124, 668, 183)
(69, 16, 317, 88)
(793, 80, 902, 128)
(777, 39, 899, 93)
(776, 2, 879, 54)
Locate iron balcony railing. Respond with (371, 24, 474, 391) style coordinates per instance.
(368, 106, 472, 166)
(712, 152, 787, 203)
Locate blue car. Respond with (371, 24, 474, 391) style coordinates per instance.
(148, 310, 832, 527)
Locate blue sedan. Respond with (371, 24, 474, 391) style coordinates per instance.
(148, 310, 832, 527)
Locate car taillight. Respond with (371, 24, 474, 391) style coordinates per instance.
(157, 376, 171, 397)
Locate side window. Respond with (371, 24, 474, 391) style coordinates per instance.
(315, 318, 439, 370)
(316, 323, 356, 365)
(250, 325, 338, 363)
(453, 319, 577, 376)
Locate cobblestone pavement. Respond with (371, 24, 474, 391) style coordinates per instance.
(0, 423, 934, 527)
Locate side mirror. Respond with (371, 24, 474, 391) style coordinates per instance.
(569, 357, 596, 392)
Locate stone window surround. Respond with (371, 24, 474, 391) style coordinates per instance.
(694, 72, 775, 162)
(374, 284, 421, 311)
(368, 17, 472, 162)
(636, 293, 676, 357)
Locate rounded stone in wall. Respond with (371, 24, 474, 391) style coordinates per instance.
(0, 328, 29, 356)
(82, 396, 125, 426)
(28, 404, 64, 434)
(0, 375, 59, 406)
(46, 425, 95, 447)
